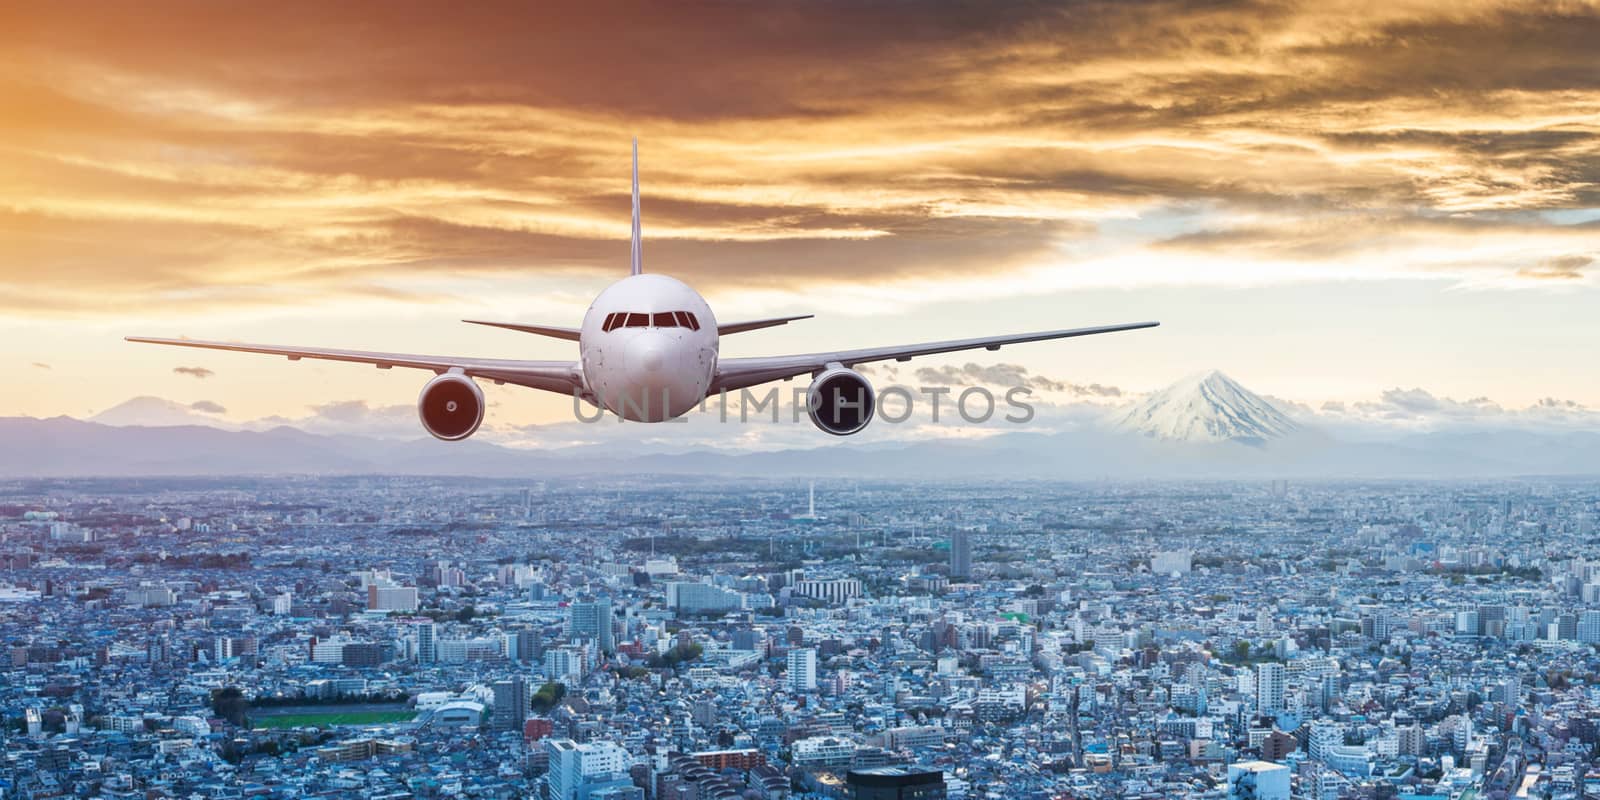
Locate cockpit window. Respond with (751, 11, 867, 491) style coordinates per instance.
(603, 311, 700, 331)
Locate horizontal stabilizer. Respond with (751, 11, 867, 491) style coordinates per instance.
(718, 315, 814, 335)
(462, 320, 581, 341)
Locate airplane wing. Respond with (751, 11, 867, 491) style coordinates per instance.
(709, 321, 1159, 393)
(125, 337, 581, 394)
(718, 315, 814, 336)
(461, 319, 581, 341)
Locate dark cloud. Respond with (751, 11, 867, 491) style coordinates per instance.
(172, 366, 214, 379)
(188, 400, 226, 414)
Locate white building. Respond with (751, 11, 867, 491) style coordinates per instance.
(1308, 720, 1343, 762)
(1255, 663, 1285, 716)
(546, 738, 629, 800)
(791, 578, 863, 605)
(787, 648, 818, 693)
(545, 646, 586, 683)
(1227, 761, 1290, 800)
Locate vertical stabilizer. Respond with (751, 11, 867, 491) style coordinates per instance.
(630, 138, 642, 276)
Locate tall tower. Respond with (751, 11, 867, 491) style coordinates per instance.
(415, 621, 437, 664)
(1255, 662, 1285, 716)
(809, 481, 816, 518)
(950, 530, 973, 580)
(491, 675, 530, 731)
(787, 648, 818, 693)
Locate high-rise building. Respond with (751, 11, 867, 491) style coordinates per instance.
(846, 767, 947, 799)
(787, 648, 818, 693)
(511, 628, 542, 663)
(545, 647, 585, 683)
(1578, 610, 1600, 643)
(491, 676, 530, 732)
(949, 530, 973, 579)
(1227, 761, 1290, 800)
(1255, 663, 1285, 716)
(415, 622, 437, 664)
(569, 597, 616, 653)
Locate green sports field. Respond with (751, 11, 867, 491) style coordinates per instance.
(252, 710, 416, 729)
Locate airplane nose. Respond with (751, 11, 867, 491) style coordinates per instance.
(627, 334, 670, 377)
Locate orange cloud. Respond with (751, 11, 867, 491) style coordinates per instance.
(1, 0, 1598, 315)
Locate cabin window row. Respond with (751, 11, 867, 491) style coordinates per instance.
(601, 311, 702, 332)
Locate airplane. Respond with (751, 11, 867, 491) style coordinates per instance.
(129, 141, 1158, 440)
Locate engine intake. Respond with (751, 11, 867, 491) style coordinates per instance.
(807, 367, 875, 436)
(418, 373, 485, 441)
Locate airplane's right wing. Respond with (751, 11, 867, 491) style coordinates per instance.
(710, 321, 1158, 393)
(125, 337, 581, 395)
(717, 315, 814, 335)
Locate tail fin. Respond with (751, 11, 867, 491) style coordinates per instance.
(630, 138, 642, 276)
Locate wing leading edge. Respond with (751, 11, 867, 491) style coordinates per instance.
(124, 337, 580, 394)
(710, 321, 1159, 393)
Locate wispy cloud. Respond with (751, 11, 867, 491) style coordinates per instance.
(172, 366, 215, 379)
(913, 362, 1123, 397)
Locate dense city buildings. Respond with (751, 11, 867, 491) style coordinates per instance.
(3, 475, 1600, 798)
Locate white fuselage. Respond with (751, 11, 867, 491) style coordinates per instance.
(579, 274, 719, 421)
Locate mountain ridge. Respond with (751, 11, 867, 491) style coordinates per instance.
(7, 370, 1598, 479)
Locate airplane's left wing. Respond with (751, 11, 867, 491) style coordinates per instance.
(126, 337, 581, 395)
(710, 321, 1158, 393)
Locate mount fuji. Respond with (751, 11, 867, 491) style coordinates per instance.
(1112, 370, 1302, 446)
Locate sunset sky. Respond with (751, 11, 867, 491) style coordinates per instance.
(3, 0, 1599, 442)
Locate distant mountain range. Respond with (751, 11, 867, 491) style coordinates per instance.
(4, 371, 1599, 479)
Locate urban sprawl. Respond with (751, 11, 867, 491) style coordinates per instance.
(1, 476, 1596, 800)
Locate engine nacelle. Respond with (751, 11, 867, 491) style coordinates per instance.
(807, 367, 875, 436)
(417, 373, 485, 441)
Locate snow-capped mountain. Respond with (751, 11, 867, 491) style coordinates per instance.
(89, 396, 237, 429)
(1112, 370, 1301, 445)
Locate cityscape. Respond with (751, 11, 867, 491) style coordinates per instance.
(4, 475, 1598, 799)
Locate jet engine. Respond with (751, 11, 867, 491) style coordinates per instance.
(807, 367, 875, 435)
(417, 372, 485, 441)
